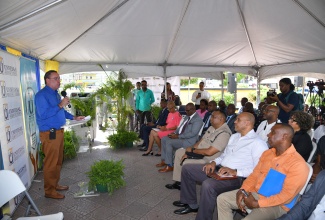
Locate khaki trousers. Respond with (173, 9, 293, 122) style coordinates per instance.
(172, 148, 207, 182)
(217, 190, 287, 220)
(40, 129, 64, 195)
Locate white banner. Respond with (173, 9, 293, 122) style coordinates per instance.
(0, 51, 30, 215)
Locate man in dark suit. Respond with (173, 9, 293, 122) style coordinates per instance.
(138, 99, 169, 151)
(201, 101, 218, 137)
(226, 104, 237, 134)
(156, 103, 203, 172)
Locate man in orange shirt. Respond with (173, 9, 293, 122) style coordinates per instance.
(217, 123, 309, 220)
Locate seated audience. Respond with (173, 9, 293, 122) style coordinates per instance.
(196, 99, 208, 119)
(256, 105, 280, 142)
(172, 113, 268, 219)
(238, 97, 248, 114)
(288, 111, 313, 161)
(313, 120, 325, 143)
(156, 103, 203, 173)
(256, 102, 267, 126)
(142, 101, 182, 156)
(201, 101, 218, 137)
(138, 99, 169, 151)
(243, 102, 258, 130)
(311, 135, 325, 183)
(226, 104, 237, 134)
(218, 100, 227, 114)
(165, 110, 232, 190)
(218, 124, 310, 220)
(276, 170, 325, 220)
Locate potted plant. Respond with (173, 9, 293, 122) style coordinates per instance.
(86, 159, 125, 194)
(95, 70, 139, 148)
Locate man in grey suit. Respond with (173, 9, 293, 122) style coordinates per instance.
(226, 104, 237, 134)
(156, 103, 203, 173)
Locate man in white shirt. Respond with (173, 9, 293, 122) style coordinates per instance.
(256, 105, 280, 142)
(191, 82, 211, 110)
(172, 112, 268, 219)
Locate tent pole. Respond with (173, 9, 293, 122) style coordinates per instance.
(256, 69, 261, 105)
(221, 71, 224, 100)
(163, 64, 167, 99)
(188, 77, 191, 103)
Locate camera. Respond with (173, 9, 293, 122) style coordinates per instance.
(315, 79, 325, 87)
(267, 89, 276, 97)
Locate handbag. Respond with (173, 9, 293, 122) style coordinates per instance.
(185, 151, 204, 159)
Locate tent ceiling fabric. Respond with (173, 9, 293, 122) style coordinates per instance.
(0, 0, 325, 80)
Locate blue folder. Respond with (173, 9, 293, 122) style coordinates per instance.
(258, 168, 297, 209)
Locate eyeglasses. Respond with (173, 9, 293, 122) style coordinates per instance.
(48, 77, 61, 81)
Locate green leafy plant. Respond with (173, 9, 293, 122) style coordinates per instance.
(107, 130, 139, 149)
(151, 104, 161, 120)
(211, 93, 235, 106)
(63, 130, 80, 159)
(86, 159, 126, 194)
(70, 95, 96, 127)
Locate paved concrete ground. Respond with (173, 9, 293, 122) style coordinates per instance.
(11, 128, 203, 220)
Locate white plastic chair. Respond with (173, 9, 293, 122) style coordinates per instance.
(307, 129, 314, 141)
(0, 170, 63, 220)
(307, 142, 317, 163)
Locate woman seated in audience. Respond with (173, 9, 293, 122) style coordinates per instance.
(196, 99, 208, 119)
(142, 101, 182, 156)
(288, 111, 313, 161)
(161, 82, 175, 101)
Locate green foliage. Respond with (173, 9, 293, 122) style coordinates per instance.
(63, 130, 80, 159)
(247, 85, 270, 103)
(70, 96, 96, 126)
(86, 159, 126, 195)
(94, 70, 133, 132)
(180, 78, 199, 87)
(62, 82, 78, 92)
(107, 131, 139, 149)
(223, 73, 247, 87)
(151, 104, 161, 120)
(211, 93, 235, 105)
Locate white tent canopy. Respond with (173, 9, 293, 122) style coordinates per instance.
(1, 0, 325, 80)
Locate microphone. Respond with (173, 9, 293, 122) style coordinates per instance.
(60, 91, 71, 108)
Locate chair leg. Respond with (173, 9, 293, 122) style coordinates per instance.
(25, 191, 42, 216)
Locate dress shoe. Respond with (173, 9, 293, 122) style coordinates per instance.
(172, 200, 187, 207)
(174, 205, 198, 215)
(158, 165, 173, 173)
(137, 143, 145, 147)
(142, 151, 153, 156)
(56, 185, 69, 191)
(154, 153, 161, 156)
(45, 192, 65, 199)
(155, 161, 166, 167)
(139, 147, 148, 151)
(166, 182, 181, 190)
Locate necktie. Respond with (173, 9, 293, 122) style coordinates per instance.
(226, 116, 231, 123)
(180, 118, 190, 134)
(205, 115, 211, 128)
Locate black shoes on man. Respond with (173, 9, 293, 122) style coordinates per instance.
(173, 200, 198, 215)
(165, 181, 181, 190)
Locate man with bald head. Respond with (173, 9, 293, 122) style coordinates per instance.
(173, 112, 268, 219)
(218, 123, 310, 220)
(256, 105, 280, 142)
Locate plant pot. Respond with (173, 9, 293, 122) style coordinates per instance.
(96, 184, 108, 193)
(126, 141, 133, 148)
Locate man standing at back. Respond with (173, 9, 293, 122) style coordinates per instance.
(192, 82, 211, 110)
(35, 70, 85, 199)
(136, 80, 155, 125)
(218, 123, 309, 220)
(172, 113, 268, 219)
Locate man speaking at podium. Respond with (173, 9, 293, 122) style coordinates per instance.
(35, 70, 84, 199)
